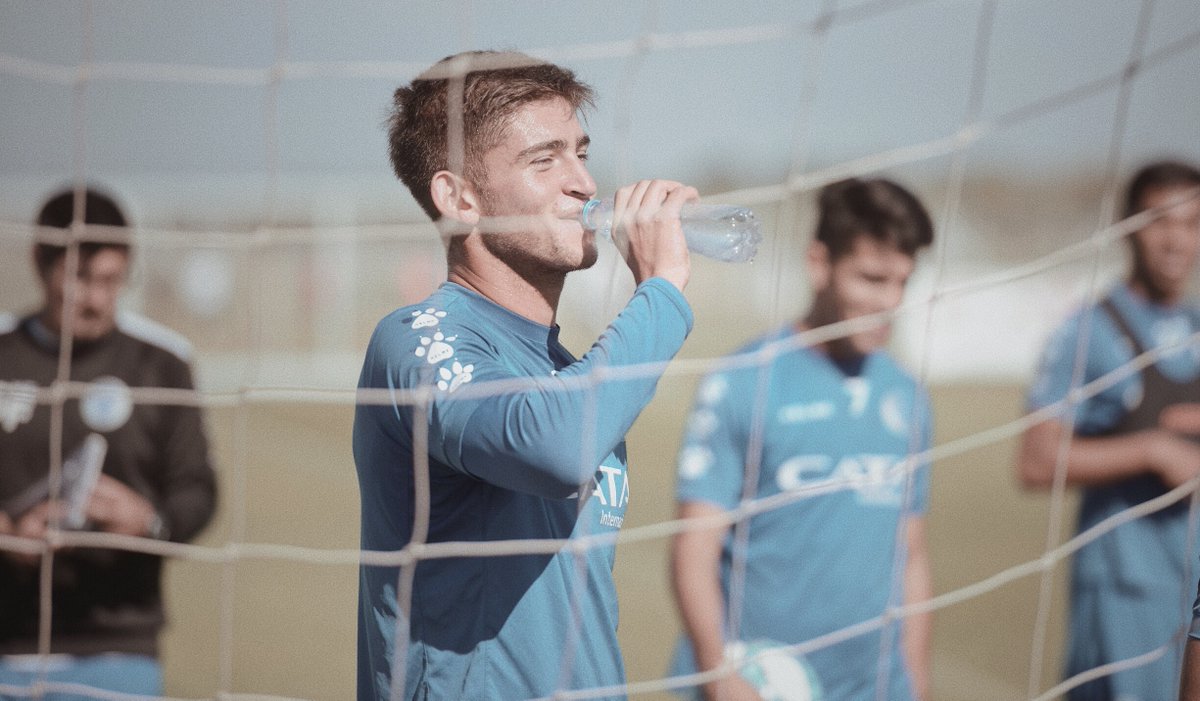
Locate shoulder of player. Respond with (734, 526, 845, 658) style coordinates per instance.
(864, 354, 935, 426)
(1032, 299, 1122, 362)
(1179, 296, 1200, 324)
(376, 293, 490, 341)
(687, 329, 792, 407)
(704, 335, 772, 386)
(369, 294, 500, 373)
(114, 311, 195, 365)
(724, 325, 799, 370)
(867, 351, 926, 390)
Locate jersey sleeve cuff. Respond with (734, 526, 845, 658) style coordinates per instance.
(637, 277, 694, 335)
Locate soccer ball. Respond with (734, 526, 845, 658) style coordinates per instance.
(724, 639, 823, 701)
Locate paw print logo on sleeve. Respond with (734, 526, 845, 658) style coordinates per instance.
(414, 331, 457, 364)
(437, 361, 475, 393)
(698, 375, 729, 406)
(410, 308, 447, 329)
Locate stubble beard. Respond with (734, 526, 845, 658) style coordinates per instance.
(808, 296, 889, 360)
(476, 189, 598, 279)
(482, 229, 598, 286)
(1131, 249, 1185, 303)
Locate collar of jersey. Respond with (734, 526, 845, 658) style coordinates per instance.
(1114, 282, 1195, 321)
(437, 281, 562, 346)
(773, 324, 881, 378)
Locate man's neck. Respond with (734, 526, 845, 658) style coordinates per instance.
(796, 315, 871, 369)
(447, 257, 565, 327)
(1127, 276, 1183, 307)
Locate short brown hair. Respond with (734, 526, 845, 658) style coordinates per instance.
(1124, 160, 1200, 219)
(816, 178, 934, 259)
(34, 187, 130, 276)
(388, 50, 594, 221)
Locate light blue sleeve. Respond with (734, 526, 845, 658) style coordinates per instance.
(415, 278, 692, 499)
(1028, 313, 1090, 414)
(675, 369, 749, 511)
(1026, 308, 1131, 434)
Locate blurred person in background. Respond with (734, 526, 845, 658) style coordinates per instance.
(1018, 161, 1200, 701)
(0, 187, 217, 699)
(669, 178, 935, 701)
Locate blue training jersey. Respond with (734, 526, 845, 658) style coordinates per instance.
(672, 328, 932, 701)
(354, 279, 692, 701)
(1027, 283, 1200, 591)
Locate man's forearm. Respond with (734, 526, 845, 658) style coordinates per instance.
(1181, 638, 1200, 701)
(1018, 419, 1164, 489)
(903, 517, 933, 701)
(671, 503, 729, 676)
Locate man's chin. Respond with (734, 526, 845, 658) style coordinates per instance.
(578, 246, 599, 270)
(73, 321, 114, 342)
(1145, 273, 1188, 301)
(561, 245, 599, 273)
(845, 332, 889, 357)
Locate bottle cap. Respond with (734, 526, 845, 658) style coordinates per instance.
(580, 199, 603, 228)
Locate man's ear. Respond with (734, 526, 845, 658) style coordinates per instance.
(31, 249, 56, 289)
(806, 240, 832, 292)
(430, 170, 481, 229)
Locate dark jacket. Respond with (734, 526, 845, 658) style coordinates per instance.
(0, 313, 217, 656)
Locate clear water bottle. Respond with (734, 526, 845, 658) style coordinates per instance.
(580, 198, 762, 263)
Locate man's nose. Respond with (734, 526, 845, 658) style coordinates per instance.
(566, 156, 596, 200)
(79, 278, 112, 312)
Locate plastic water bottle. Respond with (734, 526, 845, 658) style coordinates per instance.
(580, 198, 762, 263)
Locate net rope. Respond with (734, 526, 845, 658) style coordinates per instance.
(2, 0, 1200, 699)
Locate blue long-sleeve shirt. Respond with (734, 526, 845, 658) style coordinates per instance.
(354, 278, 692, 701)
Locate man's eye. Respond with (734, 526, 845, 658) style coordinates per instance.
(577, 152, 589, 162)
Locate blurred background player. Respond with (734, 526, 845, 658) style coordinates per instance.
(0, 188, 218, 699)
(1018, 161, 1200, 700)
(354, 51, 695, 700)
(670, 178, 935, 701)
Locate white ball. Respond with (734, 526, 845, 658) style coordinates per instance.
(725, 639, 823, 701)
